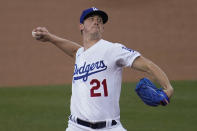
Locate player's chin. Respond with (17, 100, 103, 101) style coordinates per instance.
(89, 30, 99, 34)
(92, 31, 102, 36)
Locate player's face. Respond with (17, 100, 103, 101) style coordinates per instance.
(80, 15, 104, 36)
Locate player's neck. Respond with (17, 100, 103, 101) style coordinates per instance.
(83, 34, 102, 50)
(83, 38, 101, 51)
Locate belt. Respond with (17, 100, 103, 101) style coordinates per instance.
(69, 115, 117, 129)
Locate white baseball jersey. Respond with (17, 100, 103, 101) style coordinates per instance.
(70, 39, 140, 122)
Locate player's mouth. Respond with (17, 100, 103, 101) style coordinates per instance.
(92, 26, 99, 29)
(92, 26, 100, 31)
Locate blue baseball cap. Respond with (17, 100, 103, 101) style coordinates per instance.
(80, 7, 108, 24)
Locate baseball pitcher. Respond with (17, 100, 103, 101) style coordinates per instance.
(32, 7, 174, 131)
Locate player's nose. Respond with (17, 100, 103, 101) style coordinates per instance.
(93, 19, 99, 25)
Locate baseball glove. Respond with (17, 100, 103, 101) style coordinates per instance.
(135, 78, 169, 106)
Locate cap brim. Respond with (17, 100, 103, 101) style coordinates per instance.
(84, 10, 108, 24)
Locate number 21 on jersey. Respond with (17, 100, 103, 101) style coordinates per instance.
(90, 79, 108, 97)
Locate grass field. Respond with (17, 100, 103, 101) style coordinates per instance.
(0, 81, 197, 131)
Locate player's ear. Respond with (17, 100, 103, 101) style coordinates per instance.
(79, 24, 84, 35)
(79, 24, 84, 31)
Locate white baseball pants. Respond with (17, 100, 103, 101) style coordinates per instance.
(65, 120, 127, 131)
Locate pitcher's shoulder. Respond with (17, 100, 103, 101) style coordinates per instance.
(75, 47, 84, 57)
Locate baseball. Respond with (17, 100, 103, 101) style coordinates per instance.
(32, 31, 41, 39)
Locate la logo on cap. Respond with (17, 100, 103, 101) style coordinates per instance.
(92, 7, 98, 11)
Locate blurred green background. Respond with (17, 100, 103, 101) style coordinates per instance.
(0, 81, 196, 131)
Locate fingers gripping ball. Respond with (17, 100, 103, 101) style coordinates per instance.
(32, 31, 43, 39)
(135, 78, 170, 106)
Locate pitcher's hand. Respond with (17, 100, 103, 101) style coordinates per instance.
(32, 27, 53, 42)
